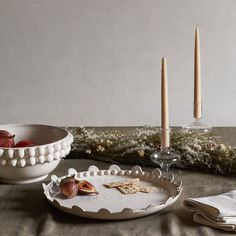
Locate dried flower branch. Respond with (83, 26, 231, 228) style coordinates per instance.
(66, 127, 236, 176)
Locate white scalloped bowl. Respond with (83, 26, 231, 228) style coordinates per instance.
(0, 124, 73, 184)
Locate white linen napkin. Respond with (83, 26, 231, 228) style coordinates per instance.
(183, 190, 236, 232)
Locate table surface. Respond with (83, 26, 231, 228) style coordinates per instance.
(1, 159, 236, 236)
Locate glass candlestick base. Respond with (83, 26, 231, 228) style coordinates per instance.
(182, 118, 212, 135)
(150, 147, 180, 172)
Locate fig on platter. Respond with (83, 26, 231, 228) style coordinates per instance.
(59, 175, 76, 188)
(60, 181, 78, 198)
(0, 130, 15, 147)
(77, 180, 98, 195)
(15, 140, 35, 148)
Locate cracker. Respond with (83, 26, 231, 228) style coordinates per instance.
(117, 184, 140, 194)
(139, 186, 155, 193)
(104, 178, 140, 188)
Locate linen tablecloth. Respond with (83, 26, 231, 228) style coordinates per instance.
(0, 159, 236, 236)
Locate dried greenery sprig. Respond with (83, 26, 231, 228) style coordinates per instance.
(67, 127, 236, 176)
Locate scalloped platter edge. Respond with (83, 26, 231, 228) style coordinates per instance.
(43, 165, 183, 220)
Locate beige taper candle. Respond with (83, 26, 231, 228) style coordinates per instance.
(161, 57, 170, 148)
(194, 27, 202, 119)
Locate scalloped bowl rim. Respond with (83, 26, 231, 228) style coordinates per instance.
(0, 124, 69, 149)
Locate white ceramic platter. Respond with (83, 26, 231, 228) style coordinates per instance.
(43, 165, 183, 220)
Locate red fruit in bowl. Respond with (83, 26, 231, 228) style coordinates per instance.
(0, 130, 15, 147)
(15, 140, 35, 148)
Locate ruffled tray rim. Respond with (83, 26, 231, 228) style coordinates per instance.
(43, 165, 183, 215)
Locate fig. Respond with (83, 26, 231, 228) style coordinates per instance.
(77, 180, 98, 195)
(59, 175, 76, 188)
(0, 130, 15, 147)
(15, 140, 35, 148)
(60, 181, 78, 198)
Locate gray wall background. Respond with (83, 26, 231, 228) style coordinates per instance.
(0, 0, 235, 126)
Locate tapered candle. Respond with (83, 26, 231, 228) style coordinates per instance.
(194, 27, 201, 119)
(161, 57, 170, 148)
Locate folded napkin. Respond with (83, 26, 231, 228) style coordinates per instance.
(183, 190, 236, 232)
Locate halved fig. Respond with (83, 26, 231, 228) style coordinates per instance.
(77, 180, 98, 195)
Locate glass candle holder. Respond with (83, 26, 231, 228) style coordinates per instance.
(183, 102, 212, 135)
(150, 128, 180, 172)
(182, 118, 212, 135)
